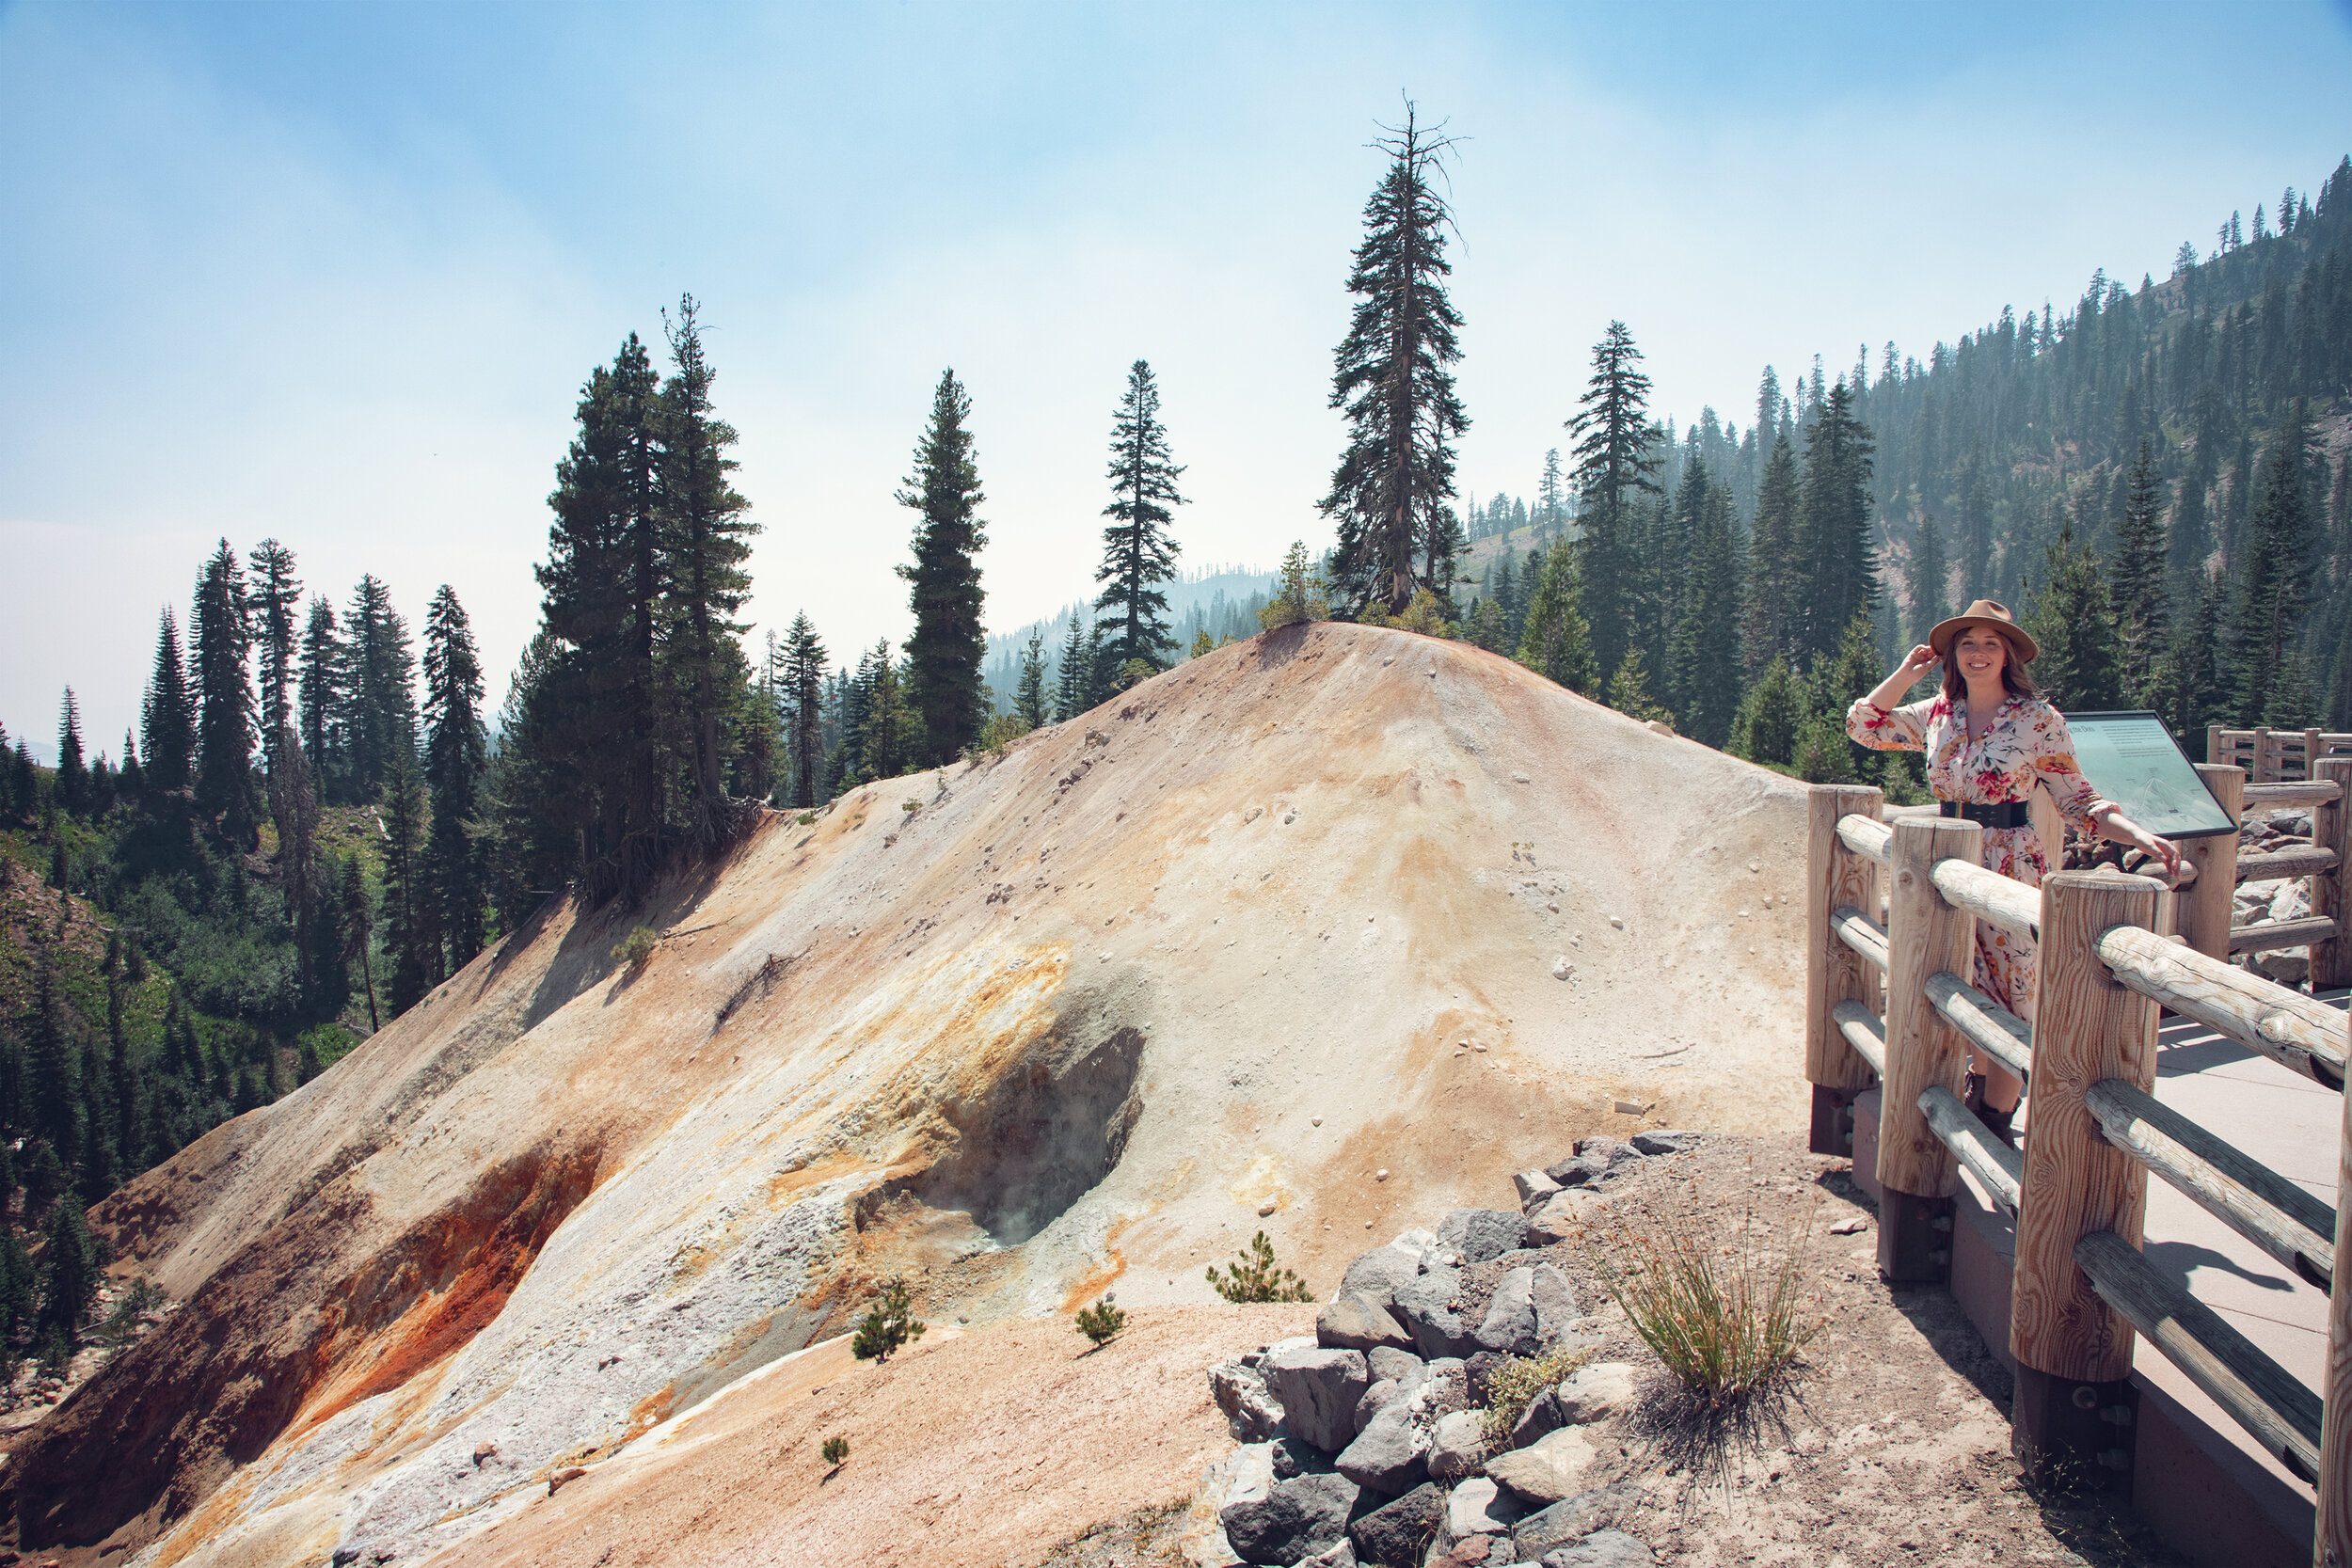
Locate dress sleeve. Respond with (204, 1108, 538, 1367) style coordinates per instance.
(2029, 709, 2112, 833)
(1847, 696, 1929, 752)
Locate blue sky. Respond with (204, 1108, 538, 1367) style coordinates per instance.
(5, 0, 2350, 759)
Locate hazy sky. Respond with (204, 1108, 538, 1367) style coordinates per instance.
(6, 0, 2350, 760)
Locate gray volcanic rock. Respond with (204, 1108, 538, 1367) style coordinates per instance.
(1348, 1481, 1446, 1567)
(1529, 1263, 1580, 1342)
(1474, 1267, 1542, 1356)
(1366, 1345, 1425, 1386)
(1264, 1346, 1371, 1454)
(1512, 1484, 1642, 1558)
(1338, 1243, 1427, 1310)
(1221, 1471, 1363, 1566)
(1319, 1291, 1416, 1354)
(1539, 1529, 1656, 1566)
(1335, 1401, 1430, 1497)
(1438, 1207, 1527, 1265)
(1212, 1359, 1291, 1442)
(1629, 1130, 1701, 1157)
(1426, 1409, 1487, 1479)
(1391, 1269, 1477, 1359)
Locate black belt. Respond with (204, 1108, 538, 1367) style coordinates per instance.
(1940, 800, 2029, 829)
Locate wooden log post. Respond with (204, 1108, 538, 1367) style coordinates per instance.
(2314, 1010, 2352, 1568)
(1876, 816, 1982, 1281)
(2315, 758, 2351, 991)
(2010, 871, 2164, 1490)
(2179, 764, 2246, 963)
(1808, 784, 1886, 1154)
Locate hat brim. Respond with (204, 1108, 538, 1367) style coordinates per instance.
(1929, 614, 2038, 665)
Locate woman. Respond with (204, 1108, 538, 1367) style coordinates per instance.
(1846, 599, 2182, 1144)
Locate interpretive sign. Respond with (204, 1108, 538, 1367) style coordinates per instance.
(2060, 710, 2237, 840)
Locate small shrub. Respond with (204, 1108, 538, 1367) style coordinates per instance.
(900, 799, 921, 816)
(1075, 1296, 1128, 1347)
(1112, 658, 1157, 693)
(612, 926, 658, 968)
(1205, 1231, 1315, 1304)
(1391, 587, 1456, 639)
(850, 1275, 928, 1362)
(1600, 1210, 1818, 1411)
(1479, 1341, 1599, 1447)
(98, 1278, 163, 1348)
(820, 1435, 849, 1467)
(796, 812, 816, 826)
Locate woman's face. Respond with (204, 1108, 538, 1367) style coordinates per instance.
(1952, 626, 2010, 686)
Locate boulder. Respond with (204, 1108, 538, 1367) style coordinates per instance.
(1348, 1481, 1447, 1568)
(1264, 1347, 1372, 1453)
(1319, 1291, 1417, 1354)
(1299, 1542, 1359, 1568)
(1522, 1189, 1607, 1245)
(1212, 1359, 1291, 1442)
(1514, 1169, 1564, 1207)
(1543, 1154, 1612, 1189)
(1628, 1130, 1701, 1157)
(1438, 1208, 1527, 1265)
(1339, 1243, 1427, 1310)
(1272, 1435, 1339, 1479)
(1529, 1264, 1580, 1342)
(1335, 1400, 1429, 1496)
(1538, 1529, 1656, 1567)
(1221, 1470, 1363, 1566)
(1511, 1483, 1641, 1558)
(1474, 1268, 1542, 1356)
(1430, 1538, 1516, 1567)
(1572, 1135, 1639, 1168)
(1445, 1476, 1529, 1540)
(1353, 1378, 1404, 1438)
(1366, 1345, 1425, 1386)
(1391, 1269, 1479, 1359)
(1462, 1351, 1511, 1405)
(1509, 1386, 1563, 1448)
(1555, 1362, 1641, 1426)
(1486, 1426, 1598, 1507)
(1427, 1409, 1487, 1479)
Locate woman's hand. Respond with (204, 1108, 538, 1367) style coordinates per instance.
(1860, 644, 1941, 716)
(2104, 810, 2183, 880)
(1897, 643, 1938, 679)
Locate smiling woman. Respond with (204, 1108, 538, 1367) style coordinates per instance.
(1846, 598, 2181, 1143)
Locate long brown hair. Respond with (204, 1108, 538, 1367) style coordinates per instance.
(1940, 630, 2043, 705)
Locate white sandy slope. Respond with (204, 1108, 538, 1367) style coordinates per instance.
(22, 623, 1814, 1568)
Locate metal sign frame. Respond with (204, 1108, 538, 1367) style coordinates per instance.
(2060, 709, 2239, 841)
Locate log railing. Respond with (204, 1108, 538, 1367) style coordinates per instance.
(2210, 725, 2352, 785)
(1804, 782, 2352, 1557)
(2169, 758, 2348, 994)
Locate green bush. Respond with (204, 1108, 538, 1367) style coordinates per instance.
(1075, 1296, 1128, 1346)
(850, 1275, 927, 1362)
(1479, 1341, 1597, 1447)
(1205, 1231, 1314, 1304)
(612, 926, 658, 968)
(820, 1435, 849, 1467)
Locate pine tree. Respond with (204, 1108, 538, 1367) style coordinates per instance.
(107, 978, 140, 1174)
(1321, 104, 1469, 617)
(1906, 515, 1950, 651)
(2022, 526, 2123, 710)
(1566, 322, 1661, 679)
(142, 610, 198, 800)
(192, 540, 260, 844)
(1094, 360, 1186, 669)
(1811, 610, 1887, 782)
(297, 595, 346, 796)
(1607, 647, 1672, 725)
(1740, 433, 1804, 673)
(1666, 481, 1744, 747)
(1534, 449, 1567, 539)
(381, 745, 435, 1015)
(267, 722, 322, 1001)
(37, 1197, 95, 1340)
(2225, 403, 2320, 722)
(897, 370, 990, 765)
(347, 575, 418, 800)
(2111, 440, 2171, 702)
(783, 612, 829, 808)
(26, 963, 80, 1173)
(854, 641, 917, 784)
(1055, 617, 1089, 722)
(658, 295, 760, 845)
(342, 851, 380, 1033)
(1258, 542, 1330, 630)
(54, 688, 86, 816)
(1727, 656, 1808, 766)
(1515, 544, 1597, 695)
(1797, 380, 1878, 661)
(1955, 447, 1994, 601)
(250, 539, 302, 782)
(1015, 629, 1049, 728)
(422, 586, 488, 971)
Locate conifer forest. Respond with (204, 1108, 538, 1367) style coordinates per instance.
(5, 119, 2352, 1373)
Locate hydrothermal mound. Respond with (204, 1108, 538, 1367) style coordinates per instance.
(14, 622, 1815, 1566)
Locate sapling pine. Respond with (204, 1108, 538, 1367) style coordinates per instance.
(1205, 1232, 1315, 1304)
(820, 1435, 849, 1468)
(1075, 1296, 1127, 1346)
(850, 1275, 927, 1362)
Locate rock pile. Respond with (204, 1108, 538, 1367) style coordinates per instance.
(1204, 1133, 1700, 1568)
(2227, 810, 2324, 987)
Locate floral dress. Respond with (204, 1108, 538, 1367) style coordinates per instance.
(1846, 691, 2110, 1023)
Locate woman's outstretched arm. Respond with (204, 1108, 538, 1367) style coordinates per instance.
(1846, 644, 1939, 751)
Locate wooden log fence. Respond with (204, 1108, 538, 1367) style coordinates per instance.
(2163, 758, 2350, 995)
(1805, 779, 2352, 1556)
(2211, 726, 2352, 785)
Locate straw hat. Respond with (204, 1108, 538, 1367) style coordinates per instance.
(1928, 599, 2039, 664)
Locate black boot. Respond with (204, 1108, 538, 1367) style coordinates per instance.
(1976, 1101, 2016, 1148)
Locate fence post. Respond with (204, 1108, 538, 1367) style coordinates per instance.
(2010, 870, 2163, 1489)
(1807, 784, 1885, 1155)
(2315, 1009, 2352, 1568)
(2208, 724, 2224, 767)
(2316, 757, 2352, 991)
(1876, 815, 1982, 1280)
(2180, 764, 2246, 963)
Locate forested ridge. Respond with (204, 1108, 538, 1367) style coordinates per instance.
(4, 136, 2348, 1380)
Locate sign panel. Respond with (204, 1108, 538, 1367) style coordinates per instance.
(2060, 710, 2238, 840)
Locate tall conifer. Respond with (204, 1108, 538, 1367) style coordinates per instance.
(54, 689, 86, 816)
(2112, 440, 2171, 699)
(297, 595, 346, 797)
(192, 540, 260, 845)
(1566, 322, 1661, 680)
(783, 612, 829, 809)
(897, 371, 989, 763)
(2225, 402, 2319, 721)
(1015, 630, 1049, 728)
(1797, 380, 1878, 660)
(250, 539, 302, 781)
(422, 586, 488, 971)
(1095, 360, 1186, 669)
(1320, 104, 1469, 616)
(346, 576, 417, 800)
